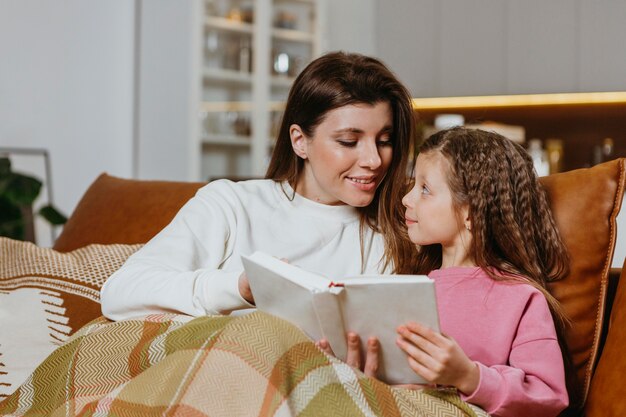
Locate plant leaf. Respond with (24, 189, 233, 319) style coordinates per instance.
(5, 174, 42, 206)
(0, 157, 11, 177)
(0, 196, 25, 240)
(38, 205, 68, 225)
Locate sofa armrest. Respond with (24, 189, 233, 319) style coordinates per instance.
(585, 261, 626, 416)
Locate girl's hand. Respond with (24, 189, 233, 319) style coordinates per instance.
(238, 272, 255, 304)
(396, 322, 479, 395)
(316, 332, 380, 378)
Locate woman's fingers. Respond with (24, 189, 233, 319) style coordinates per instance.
(316, 338, 335, 356)
(345, 332, 362, 369)
(238, 272, 255, 304)
(319, 333, 379, 379)
(363, 337, 380, 377)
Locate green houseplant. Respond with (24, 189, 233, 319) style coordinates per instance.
(0, 156, 67, 242)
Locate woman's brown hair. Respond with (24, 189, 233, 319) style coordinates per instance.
(265, 51, 416, 272)
(414, 127, 570, 325)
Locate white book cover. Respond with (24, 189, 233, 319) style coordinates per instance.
(241, 251, 440, 385)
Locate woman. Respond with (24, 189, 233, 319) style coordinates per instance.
(1, 53, 489, 417)
(101, 51, 416, 320)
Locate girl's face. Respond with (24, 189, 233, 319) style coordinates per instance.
(290, 101, 393, 207)
(402, 151, 469, 249)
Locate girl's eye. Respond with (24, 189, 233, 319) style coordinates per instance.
(377, 139, 392, 147)
(421, 185, 430, 195)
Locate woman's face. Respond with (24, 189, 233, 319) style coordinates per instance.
(290, 101, 394, 207)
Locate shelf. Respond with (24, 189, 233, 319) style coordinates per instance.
(202, 135, 276, 150)
(201, 101, 286, 112)
(200, 0, 322, 180)
(274, 0, 315, 4)
(270, 75, 296, 88)
(202, 134, 251, 147)
(272, 27, 314, 43)
(203, 68, 253, 85)
(205, 16, 253, 34)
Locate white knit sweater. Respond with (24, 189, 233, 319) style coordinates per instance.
(101, 179, 387, 320)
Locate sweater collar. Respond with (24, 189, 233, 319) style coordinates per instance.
(429, 266, 484, 280)
(278, 181, 360, 223)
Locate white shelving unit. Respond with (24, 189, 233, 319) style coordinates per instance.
(200, 0, 324, 180)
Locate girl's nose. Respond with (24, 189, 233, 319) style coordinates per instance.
(402, 190, 411, 208)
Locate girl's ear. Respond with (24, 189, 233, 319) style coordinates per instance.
(461, 204, 471, 232)
(290, 124, 308, 159)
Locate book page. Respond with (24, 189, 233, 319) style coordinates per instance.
(311, 290, 347, 360)
(242, 253, 329, 342)
(340, 278, 439, 385)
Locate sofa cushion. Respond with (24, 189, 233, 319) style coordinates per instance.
(53, 173, 205, 252)
(539, 158, 625, 408)
(0, 237, 141, 399)
(585, 258, 626, 416)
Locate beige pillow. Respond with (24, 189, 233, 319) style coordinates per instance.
(0, 237, 141, 399)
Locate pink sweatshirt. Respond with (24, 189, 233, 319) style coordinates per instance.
(428, 267, 568, 417)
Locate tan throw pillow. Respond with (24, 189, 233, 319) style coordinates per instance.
(0, 237, 141, 399)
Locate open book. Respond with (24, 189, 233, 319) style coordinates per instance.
(241, 251, 440, 385)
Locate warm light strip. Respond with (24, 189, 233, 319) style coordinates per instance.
(201, 92, 626, 113)
(412, 92, 626, 109)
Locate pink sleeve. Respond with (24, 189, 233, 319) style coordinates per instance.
(461, 292, 569, 417)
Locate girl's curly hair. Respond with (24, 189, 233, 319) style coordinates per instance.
(413, 126, 570, 326)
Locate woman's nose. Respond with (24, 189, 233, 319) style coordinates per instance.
(359, 141, 382, 169)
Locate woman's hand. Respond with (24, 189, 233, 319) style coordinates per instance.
(238, 272, 255, 304)
(396, 322, 479, 395)
(316, 332, 380, 378)
(240, 258, 288, 305)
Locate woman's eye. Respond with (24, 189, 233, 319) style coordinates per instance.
(421, 185, 430, 194)
(377, 139, 393, 147)
(337, 140, 357, 147)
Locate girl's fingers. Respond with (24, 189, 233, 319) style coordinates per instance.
(396, 336, 440, 372)
(398, 323, 449, 358)
(406, 356, 437, 383)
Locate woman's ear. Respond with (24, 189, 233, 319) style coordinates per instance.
(290, 124, 308, 159)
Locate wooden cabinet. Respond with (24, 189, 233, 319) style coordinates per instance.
(413, 92, 626, 171)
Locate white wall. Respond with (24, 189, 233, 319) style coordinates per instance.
(136, 0, 202, 181)
(376, 0, 626, 97)
(0, 1, 136, 241)
(324, 0, 377, 56)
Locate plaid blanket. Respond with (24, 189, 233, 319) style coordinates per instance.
(0, 312, 488, 417)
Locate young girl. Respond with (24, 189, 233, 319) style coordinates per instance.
(397, 127, 570, 417)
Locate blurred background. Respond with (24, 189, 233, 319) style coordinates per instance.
(1, 0, 625, 256)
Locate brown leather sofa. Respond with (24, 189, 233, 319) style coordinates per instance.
(53, 158, 626, 417)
